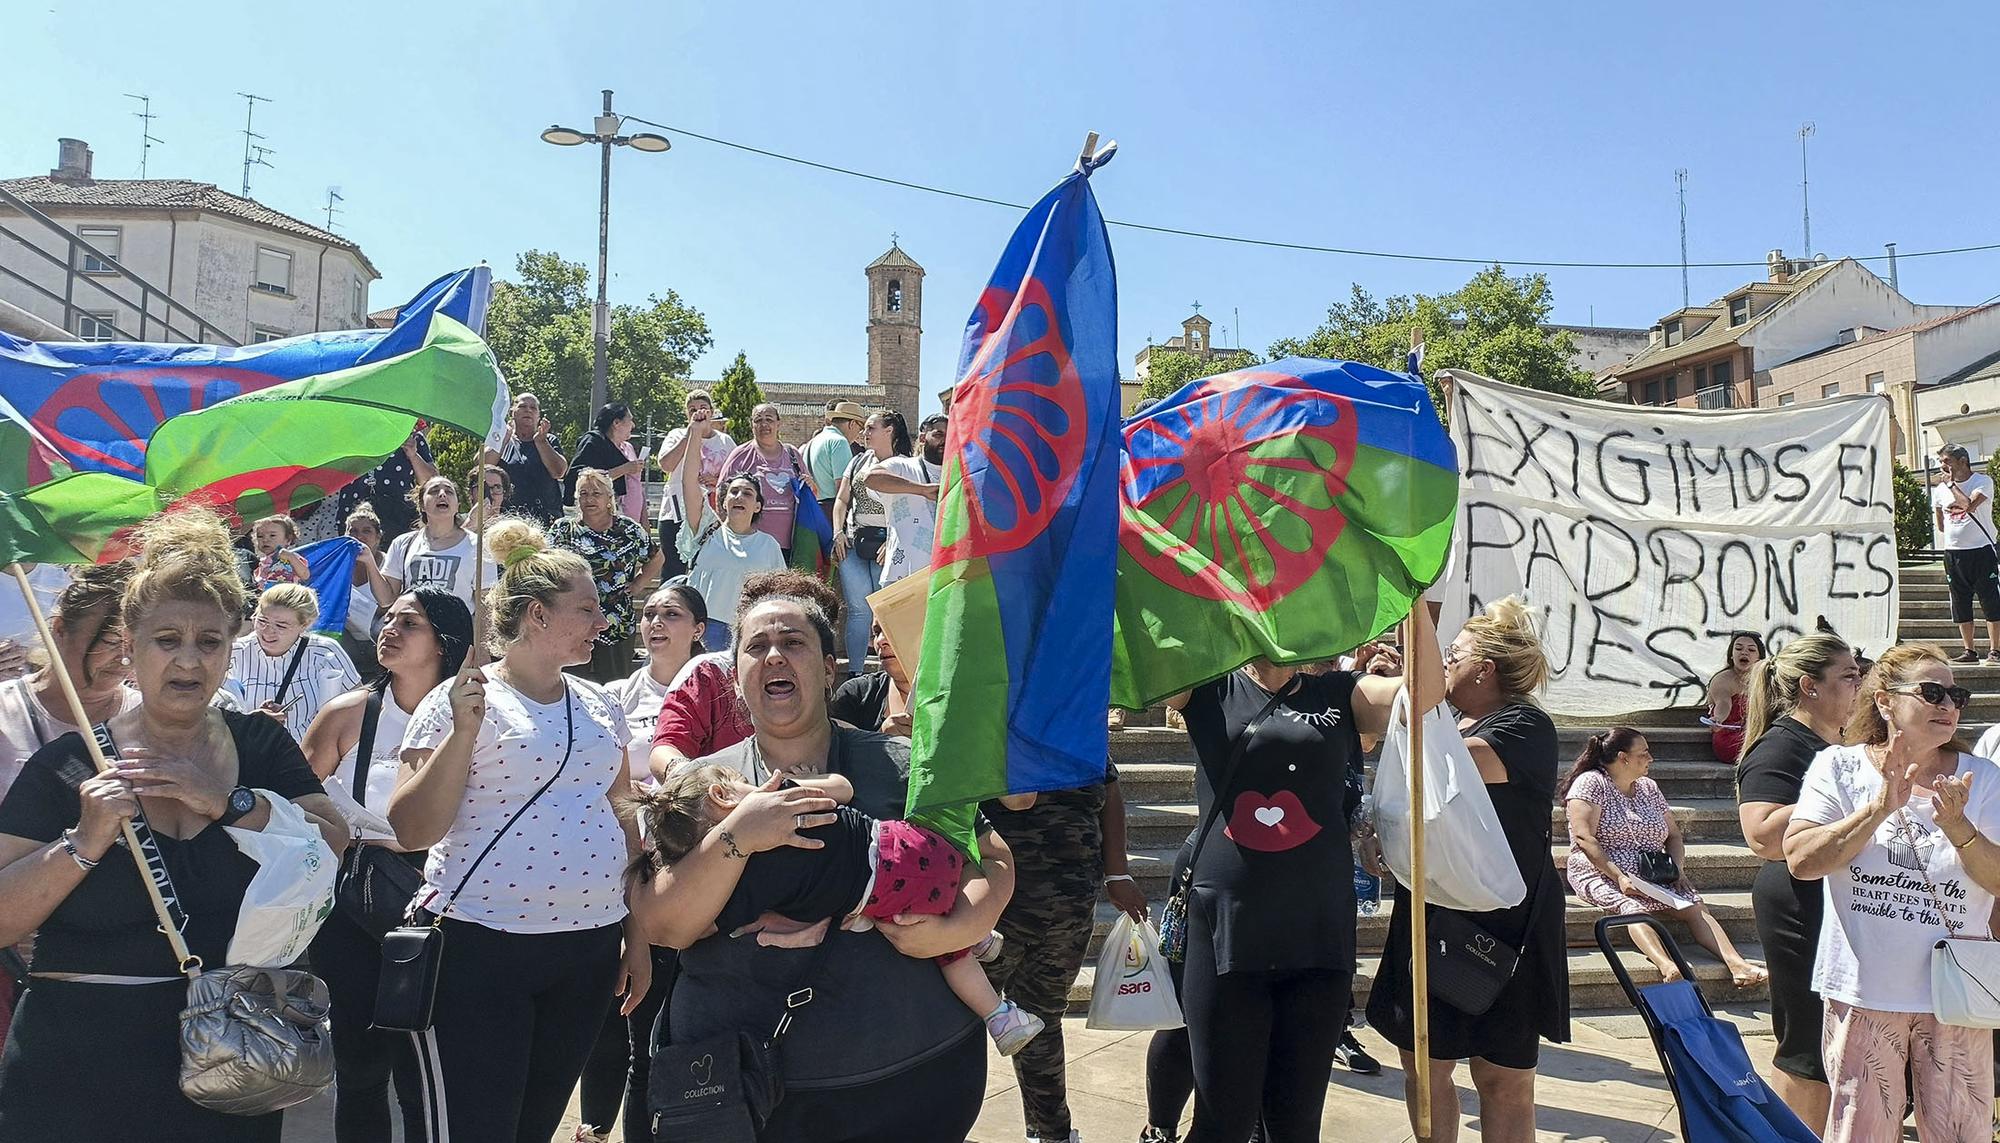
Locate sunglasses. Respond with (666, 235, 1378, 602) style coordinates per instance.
(483, 483, 504, 496)
(1889, 682, 1971, 711)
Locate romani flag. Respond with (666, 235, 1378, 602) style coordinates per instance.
(906, 151, 1122, 852)
(1110, 355, 1457, 707)
(0, 268, 506, 565)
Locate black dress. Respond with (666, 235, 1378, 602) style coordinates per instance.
(1736, 716, 1828, 1083)
(1367, 702, 1569, 1070)
(0, 712, 327, 1140)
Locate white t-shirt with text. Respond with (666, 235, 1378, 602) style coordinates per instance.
(1793, 744, 2000, 1011)
(1933, 473, 1998, 551)
(383, 528, 499, 611)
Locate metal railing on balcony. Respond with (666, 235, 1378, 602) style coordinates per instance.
(0, 185, 237, 346)
(1696, 385, 1734, 410)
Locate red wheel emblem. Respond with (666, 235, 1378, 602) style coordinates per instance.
(1119, 370, 1359, 608)
(26, 365, 286, 483)
(97, 464, 361, 562)
(935, 280, 1088, 564)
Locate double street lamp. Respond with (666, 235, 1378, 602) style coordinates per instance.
(541, 90, 671, 417)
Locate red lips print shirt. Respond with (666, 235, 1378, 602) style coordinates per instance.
(1177, 669, 1364, 974)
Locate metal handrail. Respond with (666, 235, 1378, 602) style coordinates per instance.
(0, 184, 238, 345)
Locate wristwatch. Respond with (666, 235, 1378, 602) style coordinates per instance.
(216, 786, 258, 827)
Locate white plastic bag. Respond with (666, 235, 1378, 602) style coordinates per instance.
(224, 791, 339, 966)
(1373, 689, 1527, 913)
(1086, 915, 1184, 1031)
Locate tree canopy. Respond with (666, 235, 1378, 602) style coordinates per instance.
(1139, 349, 1261, 401)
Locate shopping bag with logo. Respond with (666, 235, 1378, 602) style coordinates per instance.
(1086, 915, 1184, 1031)
(224, 792, 339, 967)
(1373, 689, 1526, 913)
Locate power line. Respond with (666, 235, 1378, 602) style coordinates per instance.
(623, 116, 2000, 273)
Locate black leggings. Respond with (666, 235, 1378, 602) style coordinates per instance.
(577, 946, 677, 1142)
(755, 1030, 986, 1143)
(310, 905, 427, 1143)
(411, 918, 622, 1143)
(1180, 933, 1350, 1143)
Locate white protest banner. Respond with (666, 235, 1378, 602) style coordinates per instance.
(1435, 370, 1898, 717)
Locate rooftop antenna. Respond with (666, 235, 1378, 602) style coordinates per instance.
(1234, 305, 1241, 351)
(1674, 168, 1689, 309)
(324, 186, 344, 231)
(1798, 122, 1816, 259)
(237, 92, 272, 198)
(125, 93, 162, 178)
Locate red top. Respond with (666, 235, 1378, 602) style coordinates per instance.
(653, 655, 755, 762)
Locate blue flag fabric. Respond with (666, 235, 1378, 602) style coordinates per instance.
(299, 537, 362, 634)
(907, 157, 1122, 835)
(788, 475, 836, 577)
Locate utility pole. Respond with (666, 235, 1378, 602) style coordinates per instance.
(238, 93, 272, 198)
(125, 94, 162, 178)
(1675, 169, 1689, 309)
(1799, 122, 1816, 257)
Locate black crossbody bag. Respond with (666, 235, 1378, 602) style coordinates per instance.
(333, 691, 427, 940)
(373, 684, 574, 1032)
(1425, 853, 1555, 1017)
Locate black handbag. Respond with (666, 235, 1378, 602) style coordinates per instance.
(850, 525, 888, 564)
(649, 939, 831, 1141)
(372, 684, 574, 1033)
(1426, 860, 1555, 1017)
(1636, 849, 1681, 886)
(333, 691, 426, 940)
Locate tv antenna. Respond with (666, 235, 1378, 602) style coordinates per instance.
(324, 186, 344, 231)
(238, 92, 273, 197)
(125, 94, 163, 178)
(1675, 168, 1689, 308)
(1798, 122, 1816, 258)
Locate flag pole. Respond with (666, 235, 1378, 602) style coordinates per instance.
(7, 562, 197, 970)
(470, 452, 488, 668)
(1406, 324, 1434, 1142)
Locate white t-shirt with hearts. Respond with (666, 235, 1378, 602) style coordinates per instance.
(402, 674, 631, 933)
(1794, 744, 2000, 1011)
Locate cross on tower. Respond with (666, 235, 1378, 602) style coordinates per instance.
(1190, 300, 1202, 314)
(891, 230, 899, 245)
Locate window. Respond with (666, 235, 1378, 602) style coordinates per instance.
(254, 247, 292, 295)
(1643, 380, 1661, 405)
(75, 311, 116, 341)
(1777, 393, 1796, 407)
(1665, 320, 1683, 346)
(1713, 359, 1734, 387)
(1729, 296, 1750, 326)
(1665, 373, 1680, 402)
(1867, 372, 1886, 394)
(1821, 382, 1841, 399)
(250, 326, 285, 344)
(77, 226, 121, 274)
(886, 279, 901, 313)
(351, 277, 366, 326)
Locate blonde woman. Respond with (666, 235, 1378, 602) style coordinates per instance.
(227, 583, 360, 740)
(1785, 644, 2000, 1142)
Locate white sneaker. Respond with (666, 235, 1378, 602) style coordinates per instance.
(1029, 1133, 1083, 1143)
(987, 1001, 1046, 1056)
(975, 930, 1005, 964)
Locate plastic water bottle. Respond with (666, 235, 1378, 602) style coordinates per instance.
(1354, 794, 1381, 915)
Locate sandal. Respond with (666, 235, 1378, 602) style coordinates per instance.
(1731, 965, 1769, 989)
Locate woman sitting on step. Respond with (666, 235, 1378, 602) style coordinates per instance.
(1565, 726, 1767, 987)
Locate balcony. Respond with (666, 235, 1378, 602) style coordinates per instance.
(1696, 385, 1734, 410)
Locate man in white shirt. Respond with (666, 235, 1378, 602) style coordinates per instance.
(1931, 443, 2000, 664)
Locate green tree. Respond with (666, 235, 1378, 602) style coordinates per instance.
(712, 351, 764, 440)
(1895, 462, 1933, 557)
(1140, 349, 1261, 401)
(481, 249, 712, 448)
(1270, 267, 1596, 410)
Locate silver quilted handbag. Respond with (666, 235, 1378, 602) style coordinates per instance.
(178, 965, 336, 1114)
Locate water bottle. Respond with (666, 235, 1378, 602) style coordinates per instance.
(1354, 794, 1381, 915)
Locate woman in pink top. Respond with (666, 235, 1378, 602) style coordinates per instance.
(718, 403, 808, 556)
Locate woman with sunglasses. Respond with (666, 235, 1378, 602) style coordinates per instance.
(1785, 644, 2000, 1141)
(472, 463, 512, 520)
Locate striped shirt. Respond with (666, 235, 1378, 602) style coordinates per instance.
(227, 633, 361, 741)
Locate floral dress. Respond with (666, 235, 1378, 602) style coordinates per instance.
(549, 514, 656, 646)
(1564, 768, 1701, 914)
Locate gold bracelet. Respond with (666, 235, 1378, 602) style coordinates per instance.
(1956, 831, 1980, 850)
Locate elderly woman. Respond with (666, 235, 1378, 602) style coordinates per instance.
(718, 402, 809, 557)
(631, 585, 1016, 1142)
(1367, 597, 1570, 1143)
(387, 518, 650, 1142)
(301, 587, 473, 1143)
(380, 475, 497, 612)
(830, 412, 906, 679)
(550, 467, 662, 684)
(1565, 727, 1765, 986)
(1785, 644, 2000, 1142)
(0, 509, 344, 1140)
(678, 415, 785, 649)
(227, 582, 361, 741)
(1736, 631, 1861, 1133)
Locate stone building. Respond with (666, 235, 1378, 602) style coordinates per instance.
(1133, 310, 1244, 382)
(743, 241, 923, 442)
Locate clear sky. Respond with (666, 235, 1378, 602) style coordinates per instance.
(8, 1, 1998, 415)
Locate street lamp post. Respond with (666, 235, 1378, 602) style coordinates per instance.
(542, 90, 671, 417)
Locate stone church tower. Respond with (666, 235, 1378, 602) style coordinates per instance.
(866, 243, 923, 425)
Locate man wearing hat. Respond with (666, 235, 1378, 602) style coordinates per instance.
(803, 399, 868, 518)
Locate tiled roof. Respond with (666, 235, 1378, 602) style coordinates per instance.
(0, 176, 373, 271)
(865, 243, 923, 272)
(1608, 261, 1840, 378)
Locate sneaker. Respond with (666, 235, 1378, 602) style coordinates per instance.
(1334, 1030, 1381, 1075)
(987, 1001, 1046, 1056)
(571, 1129, 610, 1143)
(1987, 650, 2000, 665)
(1107, 707, 1127, 732)
(974, 930, 1005, 964)
(1137, 1128, 1178, 1143)
(1028, 1133, 1082, 1143)
(1952, 648, 1981, 664)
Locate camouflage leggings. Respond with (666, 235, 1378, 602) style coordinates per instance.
(988, 892, 1098, 1139)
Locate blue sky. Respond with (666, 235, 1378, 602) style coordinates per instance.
(8, 1, 1998, 415)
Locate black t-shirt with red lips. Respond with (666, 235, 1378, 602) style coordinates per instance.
(1179, 668, 1363, 975)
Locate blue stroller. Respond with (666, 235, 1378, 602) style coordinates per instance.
(1596, 916, 1817, 1142)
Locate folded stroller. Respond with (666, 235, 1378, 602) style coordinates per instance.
(1596, 916, 1817, 1143)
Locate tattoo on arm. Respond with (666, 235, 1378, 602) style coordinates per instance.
(719, 830, 747, 860)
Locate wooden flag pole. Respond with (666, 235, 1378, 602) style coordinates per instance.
(1406, 324, 1434, 1142)
(6, 562, 197, 969)
(470, 459, 488, 668)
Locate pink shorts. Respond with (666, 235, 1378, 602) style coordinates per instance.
(859, 820, 972, 964)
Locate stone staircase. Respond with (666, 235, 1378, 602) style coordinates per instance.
(1070, 564, 1982, 1013)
